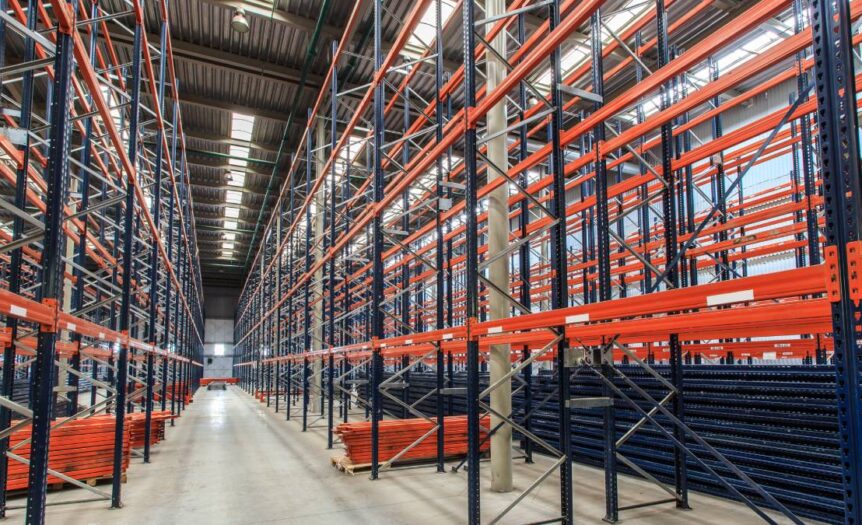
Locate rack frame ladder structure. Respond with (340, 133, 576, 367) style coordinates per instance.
(0, 0, 205, 521)
(232, 0, 862, 523)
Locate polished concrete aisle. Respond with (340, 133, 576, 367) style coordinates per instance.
(18, 387, 793, 524)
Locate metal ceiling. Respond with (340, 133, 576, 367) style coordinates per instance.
(121, 0, 753, 289)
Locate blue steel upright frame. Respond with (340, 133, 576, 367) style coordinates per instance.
(369, 0, 385, 481)
(809, 0, 862, 521)
(228, 1, 862, 524)
(0, 0, 206, 517)
(26, 0, 75, 519)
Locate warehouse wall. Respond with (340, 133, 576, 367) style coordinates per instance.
(204, 286, 239, 378)
(204, 285, 239, 318)
(204, 318, 234, 378)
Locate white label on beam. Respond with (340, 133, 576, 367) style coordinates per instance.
(66, 323, 76, 331)
(442, 333, 453, 340)
(706, 289, 754, 306)
(487, 326, 503, 334)
(405, 339, 413, 345)
(9, 305, 26, 318)
(565, 314, 589, 324)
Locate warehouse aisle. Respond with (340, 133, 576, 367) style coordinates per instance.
(26, 387, 788, 524)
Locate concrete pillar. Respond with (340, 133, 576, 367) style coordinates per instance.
(311, 120, 326, 412)
(58, 227, 75, 406)
(486, 0, 512, 493)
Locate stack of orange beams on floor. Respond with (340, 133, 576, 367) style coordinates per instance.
(200, 378, 239, 386)
(4, 416, 130, 491)
(335, 415, 490, 465)
(127, 411, 174, 448)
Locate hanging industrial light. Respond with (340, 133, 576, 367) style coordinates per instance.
(231, 7, 250, 33)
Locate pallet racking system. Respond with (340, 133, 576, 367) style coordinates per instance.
(234, 0, 862, 523)
(0, 0, 204, 521)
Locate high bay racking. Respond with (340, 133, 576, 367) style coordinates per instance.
(0, 0, 203, 521)
(233, 0, 862, 523)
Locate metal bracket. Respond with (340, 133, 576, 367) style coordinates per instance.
(567, 397, 613, 409)
(825, 245, 841, 302)
(563, 347, 583, 368)
(847, 240, 862, 305)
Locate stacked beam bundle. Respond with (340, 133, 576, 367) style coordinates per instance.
(200, 378, 239, 386)
(127, 411, 174, 448)
(5, 416, 130, 491)
(335, 415, 490, 465)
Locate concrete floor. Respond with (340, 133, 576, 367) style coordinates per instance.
(14, 387, 802, 524)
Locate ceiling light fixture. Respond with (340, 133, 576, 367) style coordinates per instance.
(231, 7, 250, 33)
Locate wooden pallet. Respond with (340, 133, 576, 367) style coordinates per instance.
(331, 454, 363, 475)
(6, 472, 126, 498)
(330, 454, 480, 476)
(85, 472, 127, 487)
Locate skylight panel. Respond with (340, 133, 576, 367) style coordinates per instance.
(603, 0, 650, 42)
(231, 113, 255, 142)
(227, 171, 245, 187)
(225, 207, 240, 218)
(536, 48, 588, 88)
(221, 250, 234, 258)
(403, 0, 456, 58)
(229, 145, 250, 168)
(223, 232, 237, 241)
(338, 134, 364, 162)
(224, 220, 238, 230)
(225, 189, 243, 204)
(742, 32, 781, 54)
(716, 48, 749, 73)
(222, 242, 235, 250)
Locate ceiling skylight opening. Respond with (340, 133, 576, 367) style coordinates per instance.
(224, 220, 238, 230)
(229, 145, 250, 168)
(223, 232, 237, 241)
(227, 171, 246, 187)
(689, 29, 784, 85)
(535, 48, 588, 90)
(338, 134, 365, 162)
(221, 250, 234, 258)
(402, 0, 456, 59)
(225, 206, 241, 218)
(225, 189, 243, 204)
(602, 0, 651, 43)
(222, 242, 235, 250)
(231, 113, 255, 142)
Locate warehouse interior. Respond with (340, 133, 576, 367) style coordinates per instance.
(1, 0, 861, 523)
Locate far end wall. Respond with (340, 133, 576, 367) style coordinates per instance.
(204, 318, 234, 378)
(204, 286, 239, 379)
